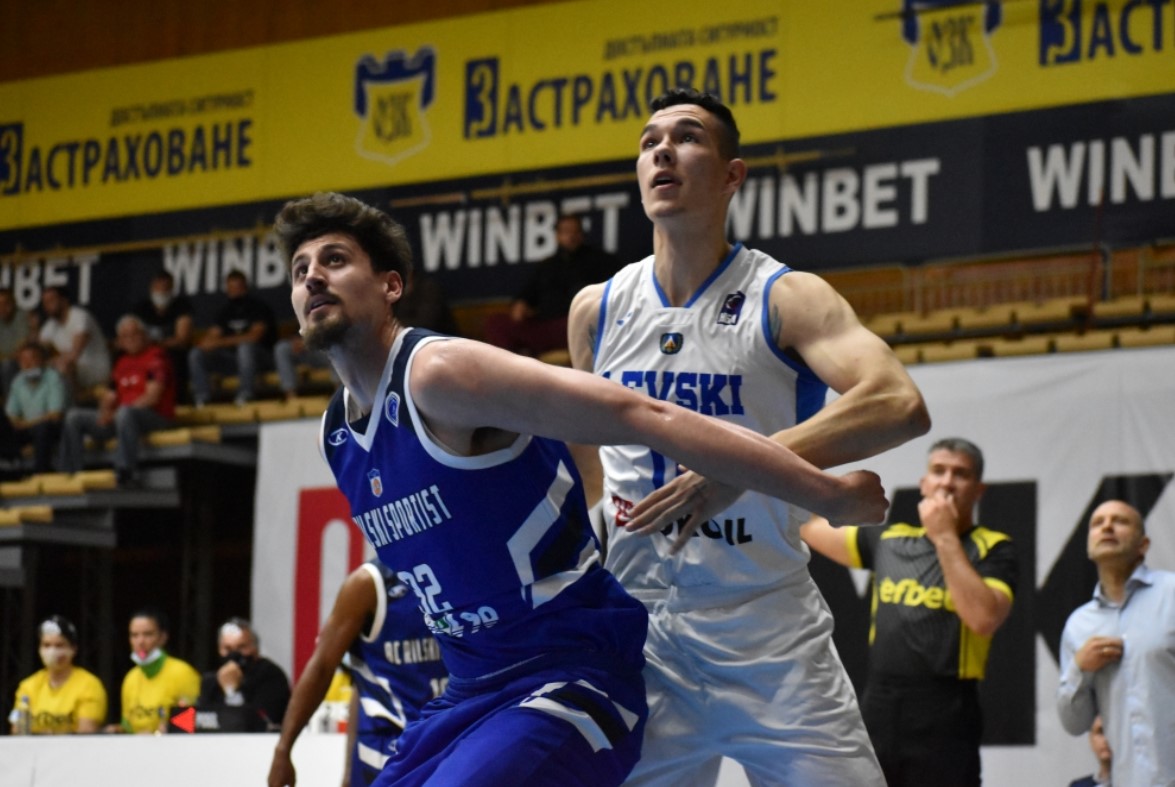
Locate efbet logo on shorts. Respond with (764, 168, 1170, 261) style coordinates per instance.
(900, 0, 1002, 96)
(354, 47, 436, 167)
(659, 333, 684, 354)
(717, 291, 746, 326)
(368, 468, 384, 498)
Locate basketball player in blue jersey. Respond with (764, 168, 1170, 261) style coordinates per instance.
(268, 560, 447, 787)
(272, 191, 889, 787)
(568, 88, 931, 786)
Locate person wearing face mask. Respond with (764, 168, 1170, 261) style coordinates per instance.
(131, 271, 194, 402)
(0, 341, 67, 472)
(112, 608, 200, 734)
(197, 617, 290, 730)
(9, 615, 107, 734)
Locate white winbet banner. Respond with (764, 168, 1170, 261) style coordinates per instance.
(252, 346, 1175, 786)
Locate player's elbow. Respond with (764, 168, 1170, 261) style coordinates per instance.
(896, 385, 931, 439)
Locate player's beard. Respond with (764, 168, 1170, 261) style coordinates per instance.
(303, 312, 351, 352)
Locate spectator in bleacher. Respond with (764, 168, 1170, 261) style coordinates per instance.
(483, 214, 618, 356)
(187, 269, 277, 406)
(59, 314, 176, 487)
(398, 270, 459, 335)
(110, 608, 200, 734)
(0, 287, 32, 396)
(273, 333, 332, 401)
(8, 615, 108, 734)
(0, 341, 67, 473)
(38, 285, 111, 397)
(197, 617, 290, 730)
(131, 270, 194, 402)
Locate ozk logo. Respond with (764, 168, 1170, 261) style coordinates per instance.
(900, 0, 1002, 95)
(385, 392, 401, 426)
(328, 428, 349, 447)
(354, 47, 436, 167)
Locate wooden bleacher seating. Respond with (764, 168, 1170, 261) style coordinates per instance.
(1091, 295, 1147, 326)
(920, 341, 985, 363)
(1013, 296, 1088, 330)
(1117, 325, 1175, 348)
(897, 309, 957, 339)
(1054, 331, 1115, 354)
(0, 506, 54, 526)
(988, 336, 1053, 357)
(954, 305, 1016, 334)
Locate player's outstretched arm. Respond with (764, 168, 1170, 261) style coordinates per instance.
(798, 515, 856, 567)
(268, 568, 375, 787)
(409, 340, 888, 527)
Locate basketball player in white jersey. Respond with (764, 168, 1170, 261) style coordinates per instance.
(568, 89, 930, 786)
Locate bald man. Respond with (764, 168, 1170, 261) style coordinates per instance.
(1057, 499, 1175, 787)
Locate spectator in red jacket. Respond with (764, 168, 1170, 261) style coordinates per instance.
(59, 314, 176, 487)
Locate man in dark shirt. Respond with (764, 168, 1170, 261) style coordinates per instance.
(484, 214, 617, 356)
(131, 270, 194, 402)
(187, 270, 277, 405)
(802, 437, 1018, 787)
(198, 617, 290, 731)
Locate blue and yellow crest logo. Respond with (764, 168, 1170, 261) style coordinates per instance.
(900, 1, 1002, 95)
(354, 47, 436, 167)
(368, 468, 383, 498)
(660, 333, 684, 355)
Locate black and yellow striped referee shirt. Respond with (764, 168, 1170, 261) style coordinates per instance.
(844, 522, 1018, 680)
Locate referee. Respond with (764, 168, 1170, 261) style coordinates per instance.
(802, 437, 1018, 787)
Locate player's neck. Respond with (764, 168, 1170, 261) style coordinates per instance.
(331, 319, 403, 417)
(651, 223, 733, 307)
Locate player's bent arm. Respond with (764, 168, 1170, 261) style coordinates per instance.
(566, 285, 608, 506)
(268, 569, 375, 787)
(410, 341, 886, 526)
(567, 284, 605, 374)
(770, 273, 930, 468)
(798, 515, 855, 567)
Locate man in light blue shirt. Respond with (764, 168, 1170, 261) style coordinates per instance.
(1057, 499, 1175, 787)
(1, 342, 67, 473)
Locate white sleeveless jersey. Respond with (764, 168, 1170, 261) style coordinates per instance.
(595, 244, 828, 606)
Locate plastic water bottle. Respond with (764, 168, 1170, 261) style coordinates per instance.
(16, 694, 31, 735)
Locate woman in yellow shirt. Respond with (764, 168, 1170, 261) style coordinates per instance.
(9, 615, 107, 734)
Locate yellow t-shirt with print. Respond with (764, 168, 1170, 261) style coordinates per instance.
(10, 667, 108, 733)
(120, 656, 200, 734)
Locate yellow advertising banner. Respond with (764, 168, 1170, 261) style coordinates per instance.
(0, 0, 1170, 230)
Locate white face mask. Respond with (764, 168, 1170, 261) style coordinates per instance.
(130, 647, 163, 666)
(150, 291, 172, 309)
(40, 645, 71, 668)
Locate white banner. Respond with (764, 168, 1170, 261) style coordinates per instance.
(251, 346, 1175, 786)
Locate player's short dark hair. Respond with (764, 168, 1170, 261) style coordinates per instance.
(274, 192, 414, 280)
(649, 88, 741, 160)
(929, 437, 985, 480)
(40, 614, 79, 646)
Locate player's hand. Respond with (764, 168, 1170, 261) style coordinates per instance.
(625, 468, 745, 555)
(918, 490, 960, 545)
(824, 470, 888, 526)
(268, 750, 296, 787)
(1075, 636, 1124, 673)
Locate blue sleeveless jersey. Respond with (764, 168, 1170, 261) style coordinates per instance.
(321, 329, 647, 683)
(350, 560, 447, 737)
